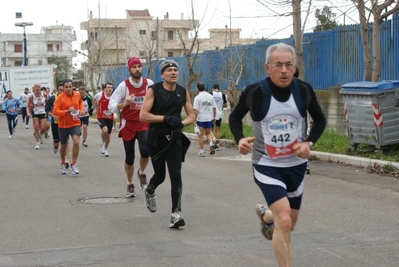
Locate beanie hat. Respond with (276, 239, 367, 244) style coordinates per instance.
(160, 60, 178, 74)
(127, 57, 142, 69)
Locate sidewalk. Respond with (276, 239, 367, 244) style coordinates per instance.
(89, 118, 399, 170)
(184, 132, 399, 170)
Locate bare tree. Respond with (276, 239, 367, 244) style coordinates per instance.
(353, 0, 399, 81)
(176, 0, 206, 91)
(81, 18, 128, 91)
(222, 1, 252, 110)
(256, 0, 313, 81)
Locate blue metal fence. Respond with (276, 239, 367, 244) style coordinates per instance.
(106, 13, 399, 91)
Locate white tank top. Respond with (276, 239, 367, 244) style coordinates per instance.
(32, 92, 46, 115)
(257, 94, 307, 167)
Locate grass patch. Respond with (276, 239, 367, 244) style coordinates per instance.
(184, 121, 253, 145)
(184, 121, 399, 164)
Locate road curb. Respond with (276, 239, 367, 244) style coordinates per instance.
(90, 116, 398, 170)
(184, 132, 399, 170)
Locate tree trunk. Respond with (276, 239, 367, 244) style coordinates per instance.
(292, 0, 305, 80)
(357, 0, 372, 81)
(227, 80, 238, 111)
(371, 20, 381, 82)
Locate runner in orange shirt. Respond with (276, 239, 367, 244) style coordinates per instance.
(53, 79, 85, 175)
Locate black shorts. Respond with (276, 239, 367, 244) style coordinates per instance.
(98, 118, 113, 134)
(80, 116, 89, 126)
(32, 113, 47, 119)
(213, 118, 222, 127)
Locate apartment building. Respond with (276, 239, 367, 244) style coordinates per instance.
(0, 25, 76, 67)
(80, 9, 199, 67)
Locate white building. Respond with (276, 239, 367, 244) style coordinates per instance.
(0, 25, 76, 67)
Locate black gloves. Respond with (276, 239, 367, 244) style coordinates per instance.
(163, 115, 183, 128)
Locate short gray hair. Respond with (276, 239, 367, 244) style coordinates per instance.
(160, 60, 179, 74)
(265, 43, 296, 64)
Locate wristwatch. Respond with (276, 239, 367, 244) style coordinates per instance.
(308, 141, 314, 150)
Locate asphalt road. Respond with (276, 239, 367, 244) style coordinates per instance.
(0, 114, 398, 267)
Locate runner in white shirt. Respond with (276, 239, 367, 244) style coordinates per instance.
(19, 87, 31, 129)
(193, 82, 216, 157)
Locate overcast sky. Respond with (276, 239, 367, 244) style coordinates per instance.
(1, 0, 358, 66)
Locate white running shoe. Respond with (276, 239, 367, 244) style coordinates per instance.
(100, 143, 105, 154)
(25, 125, 29, 129)
(65, 159, 69, 169)
(104, 149, 109, 157)
(8, 135, 13, 139)
(169, 212, 185, 228)
(126, 184, 136, 198)
(35, 143, 40, 150)
(60, 164, 67, 175)
(197, 150, 205, 157)
(70, 164, 79, 175)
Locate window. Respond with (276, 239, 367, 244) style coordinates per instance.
(168, 31, 173, 40)
(151, 31, 157, 40)
(47, 44, 53, 52)
(168, 52, 174, 57)
(89, 32, 98, 41)
(14, 44, 22, 53)
(139, 30, 146, 35)
(15, 61, 23, 66)
(56, 44, 61, 51)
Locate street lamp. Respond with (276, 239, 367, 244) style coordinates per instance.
(15, 22, 33, 66)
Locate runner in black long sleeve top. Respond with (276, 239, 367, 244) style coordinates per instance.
(229, 77, 326, 145)
(228, 42, 326, 267)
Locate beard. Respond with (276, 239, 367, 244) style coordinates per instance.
(131, 72, 142, 79)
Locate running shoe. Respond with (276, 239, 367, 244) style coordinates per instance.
(35, 143, 40, 150)
(82, 141, 88, 147)
(197, 150, 205, 157)
(70, 164, 79, 175)
(137, 170, 147, 189)
(212, 137, 219, 146)
(126, 184, 136, 198)
(144, 185, 156, 212)
(60, 164, 67, 175)
(210, 145, 215, 155)
(100, 143, 105, 154)
(53, 146, 59, 154)
(25, 125, 29, 129)
(45, 132, 50, 138)
(8, 135, 13, 139)
(65, 159, 69, 169)
(255, 203, 274, 240)
(104, 149, 109, 157)
(169, 212, 185, 228)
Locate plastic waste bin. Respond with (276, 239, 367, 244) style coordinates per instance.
(340, 80, 399, 150)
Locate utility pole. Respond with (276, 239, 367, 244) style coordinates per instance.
(156, 17, 159, 61)
(115, 25, 119, 65)
(15, 22, 33, 66)
(98, 0, 103, 85)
